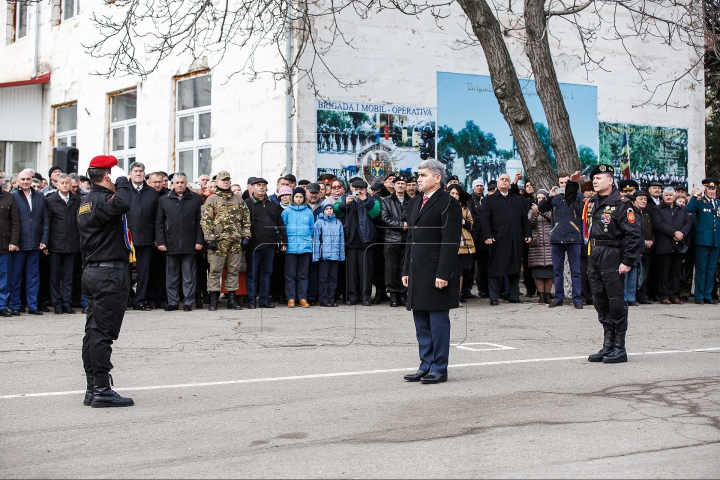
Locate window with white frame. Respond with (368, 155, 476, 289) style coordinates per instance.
(176, 74, 211, 179)
(55, 103, 77, 147)
(63, 0, 79, 20)
(110, 90, 137, 171)
(2, 141, 38, 174)
(16, 1, 29, 39)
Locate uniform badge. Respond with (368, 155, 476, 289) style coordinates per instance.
(601, 213, 612, 224)
(78, 203, 92, 215)
(627, 207, 635, 224)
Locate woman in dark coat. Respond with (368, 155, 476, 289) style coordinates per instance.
(447, 185, 475, 307)
(649, 187, 692, 304)
(528, 189, 553, 304)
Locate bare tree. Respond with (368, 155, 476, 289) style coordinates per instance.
(83, 0, 705, 188)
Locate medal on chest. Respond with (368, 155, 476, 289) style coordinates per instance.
(600, 207, 613, 232)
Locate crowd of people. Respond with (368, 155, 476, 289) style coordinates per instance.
(1, 163, 719, 317)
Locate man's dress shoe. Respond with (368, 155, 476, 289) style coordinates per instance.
(421, 371, 447, 384)
(403, 370, 429, 382)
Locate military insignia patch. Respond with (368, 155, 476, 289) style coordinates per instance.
(627, 208, 635, 224)
(78, 203, 92, 215)
(600, 165, 607, 172)
(601, 213, 612, 224)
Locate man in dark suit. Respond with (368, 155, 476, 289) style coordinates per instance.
(126, 162, 158, 311)
(402, 159, 462, 384)
(10, 169, 49, 315)
(45, 174, 81, 314)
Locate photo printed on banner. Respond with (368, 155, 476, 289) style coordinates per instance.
(315, 100, 436, 184)
(437, 72, 598, 193)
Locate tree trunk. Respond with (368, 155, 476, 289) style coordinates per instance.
(456, 0, 557, 190)
(524, 0, 581, 177)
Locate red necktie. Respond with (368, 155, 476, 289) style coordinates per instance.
(421, 196, 429, 209)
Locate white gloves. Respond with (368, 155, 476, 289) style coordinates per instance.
(108, 166, 127, 183)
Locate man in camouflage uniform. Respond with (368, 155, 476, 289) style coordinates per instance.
(201, 171, 251, 311)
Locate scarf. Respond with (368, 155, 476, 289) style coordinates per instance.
(121, 214, 136, 262)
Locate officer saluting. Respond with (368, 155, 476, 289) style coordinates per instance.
(685, 178, 720, 304)
(566, 165, 643, 364)
(78, 155, 134, 407)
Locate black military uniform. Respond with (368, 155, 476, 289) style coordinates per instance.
(78, 155, 134, 408)
(567, 164, 643, 364)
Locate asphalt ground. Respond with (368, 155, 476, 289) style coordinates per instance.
(1, 295, 719, 478)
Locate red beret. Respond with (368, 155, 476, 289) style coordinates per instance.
(89, 155, 118, 169)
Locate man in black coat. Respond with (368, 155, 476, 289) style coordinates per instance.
(156, 173, 204, 312)
(380, 175, 409, 307)
(126, 162, 158, 311)
(146, 172, 170, 308)
(46, 174, 81, 314)
(402, 160, 462, 384)
(0, 185, 19, 317)
(480, 174, 532, 305)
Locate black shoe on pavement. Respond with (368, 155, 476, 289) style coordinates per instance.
(11, 310, 20, 316)
(548, 300, 563, 308)
(711, 299, 719, 305)
(362, 300, 373, 306)
(246, 302, 256, 309)
(81, 307, 88, 314)
(320, 302, 334, 307)
(28, 309, 43, 315)
(38, 304, 50, 312)
(62, 306, 76, 314)
(133, 304, 152, 311)
(165, 305, 179, 311)
(695, 299, 704, 304)
(490, 300, 499, 306)
(403, 369, 430, 382)
(626, 301, 639, 307)
(508, 299, 523, 304)
(259, 303, 275, 308)
(638, 299, 653, 304)
(389, 293, 398, 308)
(573, 302, 584, 309)
(399, 294, 407, 306)
(345, 299, 358, 306)
(54, 306, 63, 315)
(421, 371, 447, 384)
(183, 305, 192, 312)
(0, 309, 12, 318)
(91, 387, 134, 408)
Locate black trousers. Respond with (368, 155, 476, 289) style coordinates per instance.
(474, 249, 489, 295)
(38, 253, 51, 307)
(148, 247, 167, 305)
(657, 252, 683, 300)
(82, 265, 130, 387)
(522, 244, 536, 295)
(580, 254, 593, 304)
(166, 254, 197, 307)
(307, 261, 319, 302)
(588, 246, 628, 332)
(679, 243, 695, 299)
(384, 243, 407, 293)
(489, 274, 519, 302)
(49, 252, 77, 307)
(196, 251, 208, 300)
(318, 260, 339, 304)
(346, 247, 373, 302)
(132, 245, 153, 306)
(636, 252, 651, 302)
(372, 243, 387, 298)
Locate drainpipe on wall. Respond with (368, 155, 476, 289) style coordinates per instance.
(33, 2, 39, 78)
(285, 8, 293, 176)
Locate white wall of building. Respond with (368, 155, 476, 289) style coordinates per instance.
(1, 2, 705, 189)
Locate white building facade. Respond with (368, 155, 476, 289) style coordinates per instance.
(0, 2, 705, 190)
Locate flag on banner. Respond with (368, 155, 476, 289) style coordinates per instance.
(619, 131, 631, 180)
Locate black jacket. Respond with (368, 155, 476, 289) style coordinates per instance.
(77, 178, 133, 264)
(380, 193, 408, 243)
(156, 189, 204, 255)
(403, 189, 463, 311)
(0, 189, 19, 254)
(650, 201, 692, 255)
(11, 188, 49, 251)
(127, 182, 158, 246)
(480, 190, 532, 276)
(538, 193, 583, 244)
(45, 191, 81, 253)
(245, 194, 287, 251)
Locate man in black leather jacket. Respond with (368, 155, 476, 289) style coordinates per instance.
(380, 176, 409, 307)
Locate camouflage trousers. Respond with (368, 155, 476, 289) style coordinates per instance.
(208, 251, 243, 292)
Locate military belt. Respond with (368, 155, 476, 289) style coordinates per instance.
(590, 239, 621, 247)
(86, 261, 130, 270)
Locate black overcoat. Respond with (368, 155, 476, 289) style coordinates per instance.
(480, 190, 532, 276)
(403, 189, 463, 311)
(156, 189, 204, 255)
(45, 191, 81, 253)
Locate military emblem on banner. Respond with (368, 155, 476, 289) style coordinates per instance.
(371, 160, 384, 178)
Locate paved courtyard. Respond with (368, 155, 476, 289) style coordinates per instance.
(1, 297, 719, 478)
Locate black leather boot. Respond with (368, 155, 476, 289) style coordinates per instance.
(227, 292, 242, 310)
(208, 292, 219, 311)
(603, 331, 627, 363)
(589, 325, 615, 362)
(389, 293, 398, 308)
(196, 291, 204, 309)
(538, 293, 544, 304)
(83, 372, 94, 406)
(399, 294, 407, 306)
(90, 374, 134, 408)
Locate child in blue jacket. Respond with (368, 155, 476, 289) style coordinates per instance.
(281, 188, 315, 307)
(313, 199, 345, 307)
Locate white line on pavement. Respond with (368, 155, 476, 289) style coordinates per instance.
(1, 347, 719, 400)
